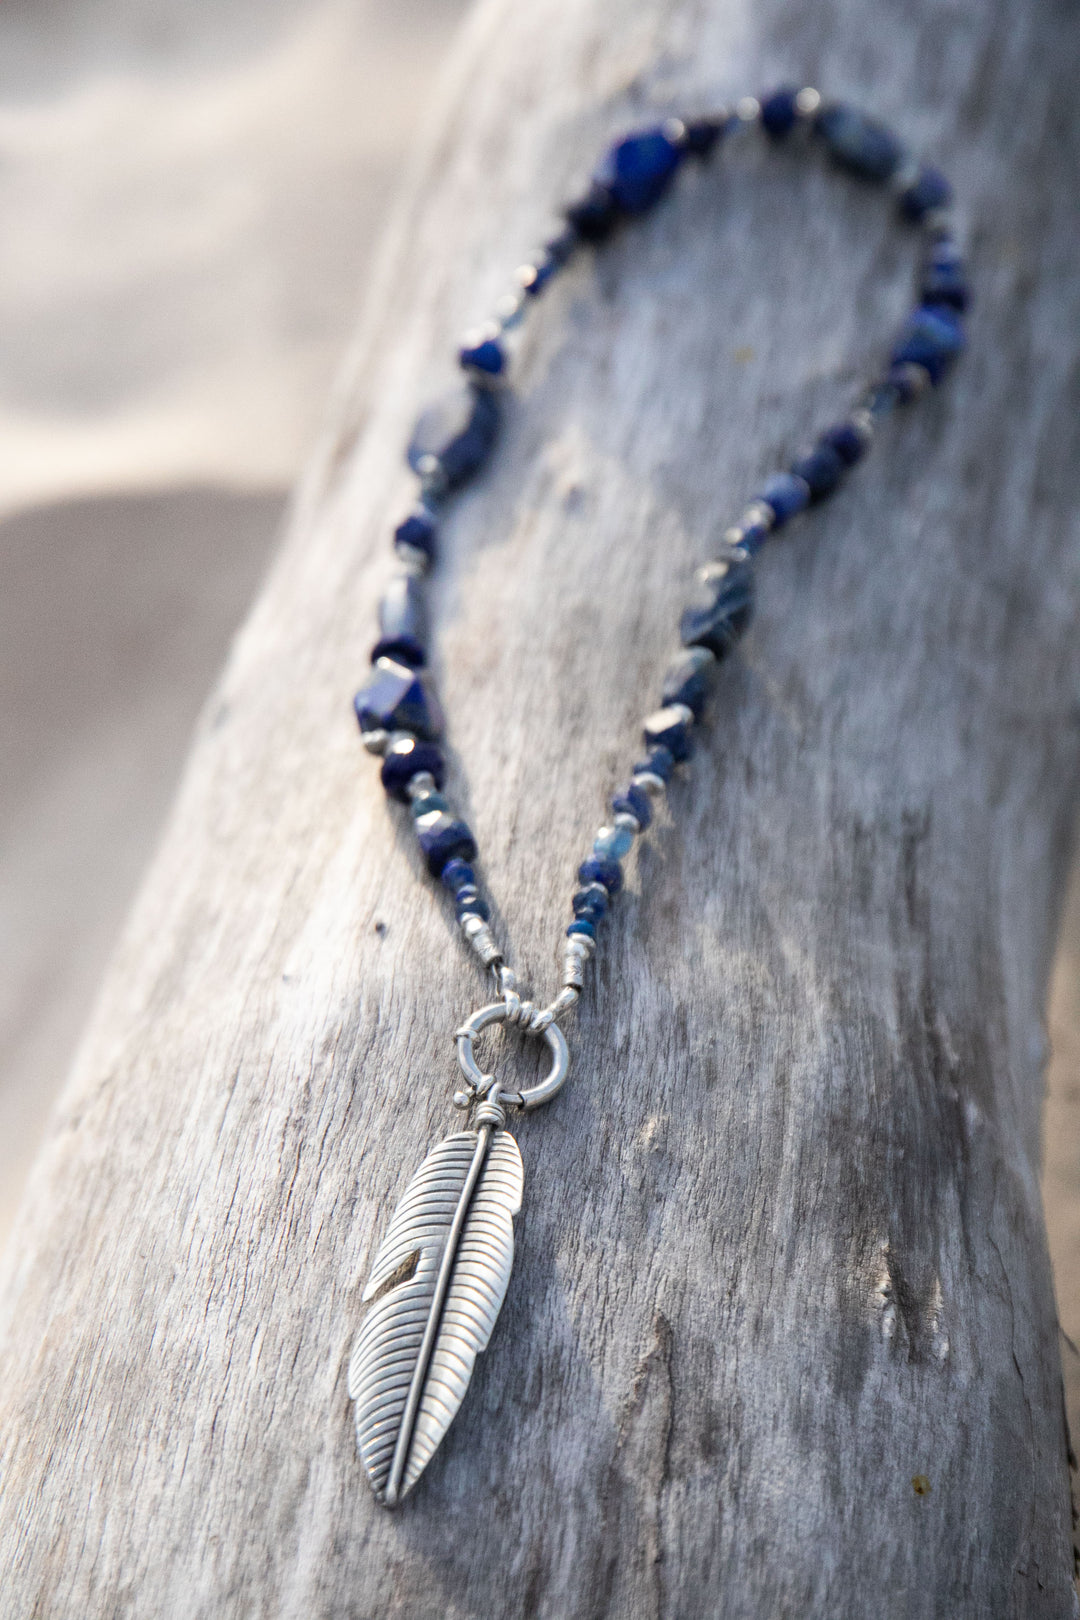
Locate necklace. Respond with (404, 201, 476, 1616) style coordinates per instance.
(345, 84, 967, 1507)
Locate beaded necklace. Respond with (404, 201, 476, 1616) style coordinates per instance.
(346, 85, 968, 1507)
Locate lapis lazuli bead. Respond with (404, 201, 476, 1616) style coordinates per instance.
(567, 919, 597, 942)
(573, 885, 608, 923)
(921, 256, 969, 312)
(597, 127, 683, 213)
(372, 573, 427, 667)
(790, 443, 846, 502)
(415, 813, 478, 878)
(633, 744, 675, 783)
(410, 790, 450, 818)
(459, 336, 505, 377)
(380, 737, 445, 801)
(355, 659, 444, 741)
(441, 857, 475, 893)
(612, 782, 652, 831)
(814, 103, 905, 181)
(661, 647, 713, 719)
(760, 86, 800, 139)
(594, 824, 634, 861)
(891, 305, 965, 385)
(821, 420, 868, 467)
(757, 471, 811, 525)
(407, 385, 500, 490)
(642, 705, 694, 764)
(394, 505, 437, 564)
(681, 115, 731, 158)
(897, 165, 952, 222)
(578, 855, 623, 895)
(864, 378, 902, 418)
(680, 558, 754, 660)
(738, 520, 771, 556)
(564, 181, 623, 243)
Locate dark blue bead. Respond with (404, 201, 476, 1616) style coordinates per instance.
(890, 304, 965, 385)
(757, 471, 811, 525)
(821, 420, 868, 467)
(680, 556, 754, 659)
(564, 181, 622, 243)
(415, 813, 477, 878)
(440, 858, 475, 893)
(760, 86, 800, 138)
(458, 336, 505, 377)
(633, 744, 675, 783)
(394, 505, 437, 563)
(380, 737, 445, 801)
(682, 115, 731, 157)
(544, 227, 579, 266)
(863, 378, 902, 419)
(372, 574, 427, 668)
(597, 126, 683, 213)
(739, 521, 771, 556)
(612, 782, 652, 831)
(566, 919, 597, 942)
(355, 659, 444, 740)
(814, 103, 905, 181)
(572, 885, 608, 922)
(578, 855, 623, 895)
(790, 443, 846, 502)
(407, 385, 500, 490)
(456, 893, 490, 922)
(920, 262, 969, 312)
(661, 648, 713, 719)
(642, 705, 694, 763)
(897, 165, 952, 221)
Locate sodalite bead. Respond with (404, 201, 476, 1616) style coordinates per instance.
(921, 245, 969, 312)
(566, 919, 597, 942)
(680, 557, 754, 659)
(410, 790, 450, 817)
(394, 505, 437, 564)
(681, 115, 731, 157)
(661, 646, 715, 718)
(373, 573, 427, 666)
(440, 857, 475, 893)
(380, 736, 445, 800)
(897, 165, 952, 221)
(407, 385, 499, 490)
(458, 334, 505, 377)
(814, 103, 905, 181)
(633, 744, 675, 783)
(612, 782, 652, 830)
(564, 181, 622, 243)
(594, 824, 634, 861)
(790, 443, 845, 501)
(573, 885, 608, 922)
(597, 126, 683, 213)
(757, 471, 811, 525)
(414, 811, 478, 877)
(642, 704, 694, 763)
(355, 659, 444, 740)
(578, 855, 623, 895)
(760, 86, 800, 138)
(822, 419, 869, 466)
(891, 305, 965, 385)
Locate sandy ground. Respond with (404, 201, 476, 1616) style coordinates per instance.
(1, 0, 1078, 1475)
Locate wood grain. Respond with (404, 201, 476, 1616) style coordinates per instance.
(2, 0, 1080, 1613)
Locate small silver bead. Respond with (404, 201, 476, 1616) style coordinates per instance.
(579, 881, 608, 904)
(794, 86, 821, 116)
(662, 116, 687, 145)
(452, 1091, 471, 1110)
(394, 542, 430, 576)
(736, 95, 760, 123)
(683, 645, 716, 672)
(406, 771, 437, 800)
(460, 913, 486, 939)
(361, 729, 390, 756)
(850, 407, 875, 444)
(631, 770, 666, 796)
(495, 290, 527, 330)
(741, 499, 776, 531)
(921, 208, 954, 239)
(613, 811, 641, 834)
(893, 360, 933, 399)
(891, 157, 922, 194)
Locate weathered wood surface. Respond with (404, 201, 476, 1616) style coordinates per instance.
(2, 0, 1080, 1613)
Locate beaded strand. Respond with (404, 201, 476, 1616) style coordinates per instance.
(353, 86, 968, 1018)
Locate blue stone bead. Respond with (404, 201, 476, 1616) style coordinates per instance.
(564, 181, 622, 243)
(355, 658, 444, 741)
(790, 443, 846, 502)
(594, 824, 634, 861)
(410, 791, 450, 817)
(738, 521, 771, 556)
(661, 647, 714, 719)
(921, 261, 969, 312)
(612, 782, 652, 830)
(897, 165, 952, 221)
(380, 737, 445, 801)
(642, 705, 694, 764)
(456, 894, 490, 922)
(863, 378, 902, 418)
(757, 471, 811, 525)
(814, 103, 905, 181)
(372, 573, 427, 667)
(567, 919, 597, 942)
(890, 305, 965, 385)
(578, 855, 623, 895)
(441, 858, 475, 893)
(394, 504, 437, 564)
(760, 86, 800, 139)
(415, 812, 477, 877)
(407, 385, 500, 490)
(633, 744, 675, 783)
(572, 885, 608, 923)
(821, 420, 868, 467)
(682, 115, 731, 158)
(544, 227, 579, 266)
(680, 557, 754, 660)
(597, 126, 683, 213)
(458, 336, 505, 377)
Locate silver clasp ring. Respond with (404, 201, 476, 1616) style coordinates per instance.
(455, 1001, 570, 1112)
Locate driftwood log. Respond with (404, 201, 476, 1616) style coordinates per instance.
(2, 0, 1080, 1613)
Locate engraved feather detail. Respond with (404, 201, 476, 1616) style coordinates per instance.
(348, 1128, 524, 1505)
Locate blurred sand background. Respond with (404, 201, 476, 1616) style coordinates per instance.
(1, 0, 1077, 1448)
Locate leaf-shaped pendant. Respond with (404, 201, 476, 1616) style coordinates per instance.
(348, 1126, 524, 1505)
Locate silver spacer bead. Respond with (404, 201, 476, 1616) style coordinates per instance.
(850, 407, 875, 445)
(736, 95, 760, 123)
(613, 810, 641, 834)
(394, 542, 430, 577)
(406, 771, 437, 800)
(892, 360, 933, 399)
(462, 917, 503, 967)
(794, 86, 821, 117)
(361, 729, 390, 756)
(561, 950, 586, 990)
(890, 157, 922, 195)
(631, 770, 667, 796)
(921, 208, 955, 239)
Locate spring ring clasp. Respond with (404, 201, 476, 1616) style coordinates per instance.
(453, 1000, 570, 1112)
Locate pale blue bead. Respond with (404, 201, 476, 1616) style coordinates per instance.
(594, 824, 634, 861)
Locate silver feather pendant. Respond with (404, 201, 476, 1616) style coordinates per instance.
(348, 1125, 524, 1505)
